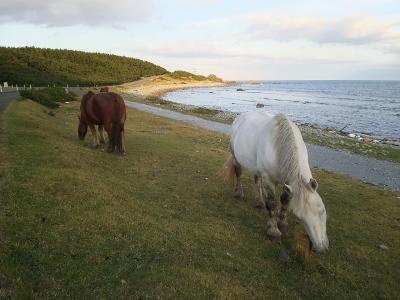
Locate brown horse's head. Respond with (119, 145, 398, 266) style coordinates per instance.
(78, 116, 88, 140)
(100, 87, 109, 93)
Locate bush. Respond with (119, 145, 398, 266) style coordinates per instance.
(207, 74, 223, 82)
(145, 96, 169, 105)
(20, 87, 77, 109)
(170, 71, 207, 81)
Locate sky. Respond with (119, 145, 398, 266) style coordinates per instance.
(1, 0, 400, 80)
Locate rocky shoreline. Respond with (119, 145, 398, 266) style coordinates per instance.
(159, 98, 400, 150)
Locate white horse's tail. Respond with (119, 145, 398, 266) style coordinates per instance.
(223, 154, 236, 186)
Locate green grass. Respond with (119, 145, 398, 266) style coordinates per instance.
(1, 100, 399, 299)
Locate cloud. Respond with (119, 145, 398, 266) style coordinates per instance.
(136, 41, 361, 64)
(247, 15, 400, 46)
(0, 0, 153, 27)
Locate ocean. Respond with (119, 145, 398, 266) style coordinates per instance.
(163, 80, 400, 140)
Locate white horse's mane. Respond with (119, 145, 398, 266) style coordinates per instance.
(273, 114, 308, 209)
(273, 113, 300, 183)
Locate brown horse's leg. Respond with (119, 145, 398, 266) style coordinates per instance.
(98, 125, 106, 144)
(233, 157, 244, 200)
(253, 175, 264, 208)
(89, 125, 99, 148)
(119, 125, 125, 154)
(278, 185, 293, 236)
(104, 123, 114, 152)
(263, 182, 281, 241)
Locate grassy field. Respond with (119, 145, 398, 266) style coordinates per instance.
(1, 100, 399, 299)
(121, 92, 400, 163)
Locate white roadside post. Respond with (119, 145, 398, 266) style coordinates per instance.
(4, 82, 8, 88)
(16, 84, 19, 91)
(0, 85, 2, 93)
(29, 84, 32, 89)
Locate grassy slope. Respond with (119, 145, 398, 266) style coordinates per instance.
(0, 47, 168, 86)
(0, 100, 399, 299)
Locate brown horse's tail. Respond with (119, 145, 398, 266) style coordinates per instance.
(223, 154, 236, 186)
(110, 96, 123, 153)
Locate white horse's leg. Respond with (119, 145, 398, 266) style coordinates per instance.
(89, 125, 100, 148)
(263, 181, 281, 240)
(233, 157, 244, 200)
(277, 185, 293, 236)
(253, 175, 264, 208)
(98, 125, 106, 144)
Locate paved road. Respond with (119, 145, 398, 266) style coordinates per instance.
(0, 91, 19, 111)
(125, 101, 400, 192)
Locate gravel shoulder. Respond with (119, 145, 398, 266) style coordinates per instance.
(125, 100, 400, 192)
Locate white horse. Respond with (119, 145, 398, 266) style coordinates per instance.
(225, 111, 329, 252)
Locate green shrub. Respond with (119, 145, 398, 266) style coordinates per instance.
(20, 87, 77, 109)
(0, 46, 169, 86)
(145, 96, 169, 105)
(207, 74, 223, 82)
(170, 71, 207, 81)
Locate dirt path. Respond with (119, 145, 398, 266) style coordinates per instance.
(125, 101, 400, 192)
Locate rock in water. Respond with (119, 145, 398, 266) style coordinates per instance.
(256, 102, 264, 108)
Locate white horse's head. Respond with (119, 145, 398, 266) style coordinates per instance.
(290, 178, 329, 253)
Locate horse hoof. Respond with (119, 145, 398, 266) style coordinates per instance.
(267, 234, 282, 243)
(234, 191, 244, 201)
(278, 221, 289, 236)
(252, 200, 263, 209)
(267, 228, 282, 242)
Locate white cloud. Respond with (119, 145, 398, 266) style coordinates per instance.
(247, 14, 400, 47)
(0, 0, 153, 27)
(136, 41, 362, 64)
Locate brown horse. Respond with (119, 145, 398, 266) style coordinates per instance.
(78, 91, 126, 154)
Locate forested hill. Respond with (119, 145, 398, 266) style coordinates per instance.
(0, 47, 168, 86)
